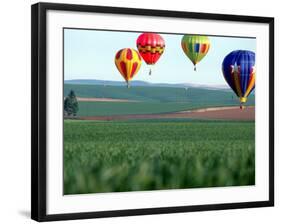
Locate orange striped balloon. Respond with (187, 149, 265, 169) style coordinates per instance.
(114, 48, 142, 87)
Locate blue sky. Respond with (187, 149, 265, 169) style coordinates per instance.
(64, 29, 255, 86)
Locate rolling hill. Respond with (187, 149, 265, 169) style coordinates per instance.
(64, 83, 255, 116)
(64, 79, 229, 90)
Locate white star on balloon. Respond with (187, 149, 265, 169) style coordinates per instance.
(230, 62, 240, 75)
(251, 66, 256, 74)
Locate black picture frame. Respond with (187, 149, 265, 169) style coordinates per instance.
(31, 2, 274, 222)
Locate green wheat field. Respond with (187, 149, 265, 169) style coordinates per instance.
(64, 119, 255, 194)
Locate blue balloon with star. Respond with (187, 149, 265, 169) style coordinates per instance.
(222, 50, 255, 109)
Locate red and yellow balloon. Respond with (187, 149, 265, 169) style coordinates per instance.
(114, 48, 142, 88)
(136, 32, 165, 75)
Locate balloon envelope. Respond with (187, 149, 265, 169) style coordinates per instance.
(181, 35, 210, 70)
(222, 50, 255, 105)
(136, 33, 165, 65)
(114, 48, 142, 86)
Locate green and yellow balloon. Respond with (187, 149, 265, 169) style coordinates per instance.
(181, 35, 210, 71)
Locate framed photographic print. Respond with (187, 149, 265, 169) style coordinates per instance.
(31, 2, 274, 222)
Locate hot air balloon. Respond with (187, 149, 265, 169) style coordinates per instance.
(114, 48, 142, 88)
(222, 50, 255, 109)
(136, 32, 165, 75)
(181, 35, 210, 71)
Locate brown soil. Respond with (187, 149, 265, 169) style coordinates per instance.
(79, 106, 255, 121)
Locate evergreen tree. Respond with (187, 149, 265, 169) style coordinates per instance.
(64, 90, 79, 116)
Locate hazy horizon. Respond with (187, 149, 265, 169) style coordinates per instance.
(64, 78, 229, 87)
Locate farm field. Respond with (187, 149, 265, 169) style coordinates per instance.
(64, 119, 255, 194)
(77, 101, 207, 116)
(64, 84, 255, 116)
